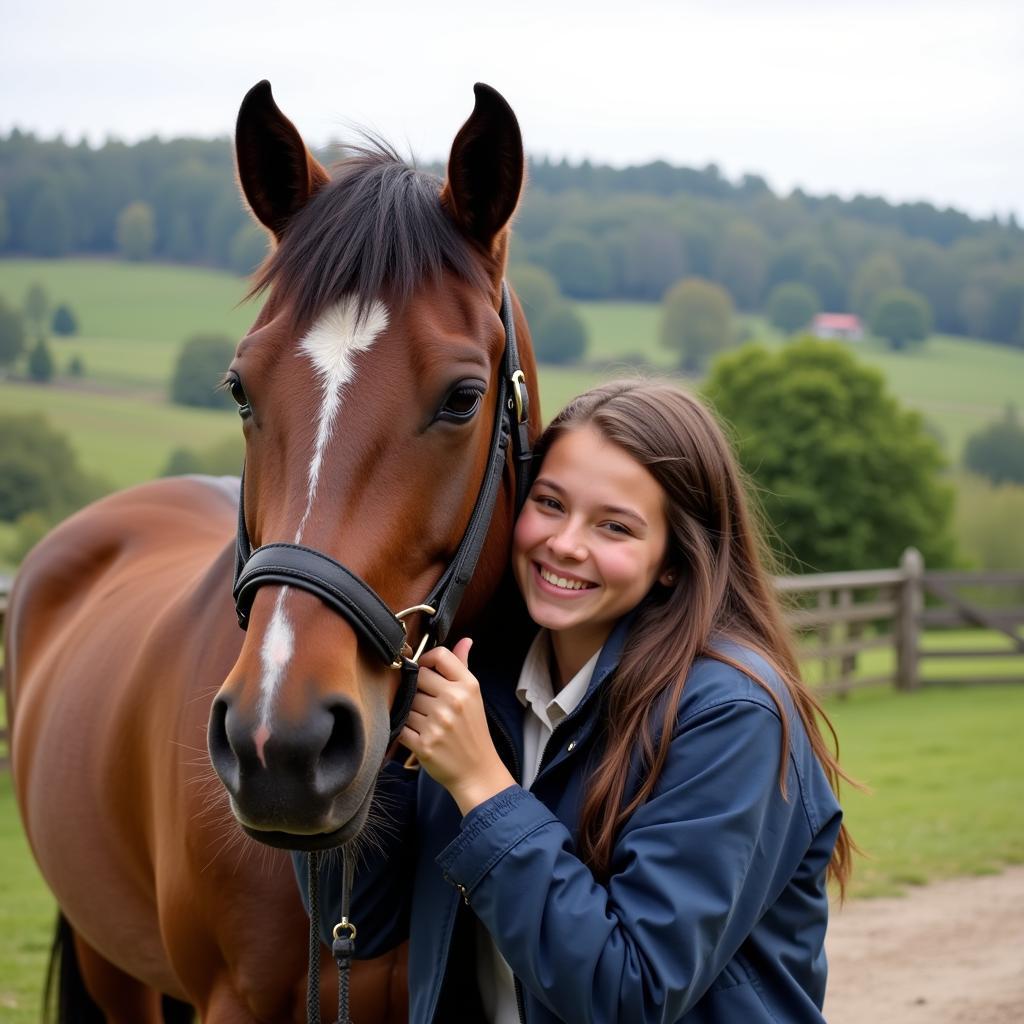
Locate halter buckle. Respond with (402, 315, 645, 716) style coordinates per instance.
(510, 370, 528, 425)
(391, 604, 437, 668)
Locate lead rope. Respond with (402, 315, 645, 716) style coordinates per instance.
(307, 849, 357, 1024)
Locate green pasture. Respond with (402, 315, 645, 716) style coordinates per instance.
(1, 678, 1022, 1021)
(573, 301, 1024, 458)
(0, 258, 258, 345)
(2, 259, 1022, 478)
(0, 379, 241, 488)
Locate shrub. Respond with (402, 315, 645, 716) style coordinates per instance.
(661, 277, 735, 373)
(963, 406, 1024, 485)
(0, 412, 109, 523)
(767, 282, 820, 334)
(170, 334, 236, 409)
(52, 304, 79, 336)
(533, 304, 588, 365)
(27, 337, 55, 382)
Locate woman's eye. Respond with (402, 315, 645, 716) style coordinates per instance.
(436, 382, 485, 423)
(534, 495, 562, 512)
(602, 522, 631, 536)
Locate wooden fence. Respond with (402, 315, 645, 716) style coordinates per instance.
(1, 552, 1023, 766)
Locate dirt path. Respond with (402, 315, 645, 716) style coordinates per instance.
(824, 866, 1024, 1023)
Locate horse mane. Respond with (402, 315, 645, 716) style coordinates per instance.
(248, 138, 491, 325)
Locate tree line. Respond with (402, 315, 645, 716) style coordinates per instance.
(2, 130, 1023, 346)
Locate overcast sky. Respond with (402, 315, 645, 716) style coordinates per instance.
(4, 0, 1022, 220)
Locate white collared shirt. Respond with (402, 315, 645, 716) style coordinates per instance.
(476, 630, 602, 1024)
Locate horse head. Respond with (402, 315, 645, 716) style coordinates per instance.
(207, 81, 539, 850)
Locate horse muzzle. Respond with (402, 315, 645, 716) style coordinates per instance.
(207, 689, 379, 845)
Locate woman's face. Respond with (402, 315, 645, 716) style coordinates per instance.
(513, 425, 671, 655)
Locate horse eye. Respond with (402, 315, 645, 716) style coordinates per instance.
(225, 374, 251, 417)
(436, 381, 485, 424)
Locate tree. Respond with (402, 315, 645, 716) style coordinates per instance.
(28, 337, 55, 382)
(228, 223, 268, 276)
(533, 304, 588, 365)
(52, 303, 79, 336)
(24, 282, 50, 335)
(161, 435, 244, 477)
(509, 263, 561, 324)
(711, 221, 770, 310)
(661, 278, 735, 373)
(170, 334, 236, 409)
(116, 201, 156, 260)
(963, 406, 1024, 485)
(26, 184, 73, 257)
(0, 297, 27, 369)
(850, 252, 902, 315)
(869, 287, 933, 349)
(704, 337, 955, 573)
(540, 230, 613, 298)
(0, 412, 108, 522)
(68, 354, 85, 377)
(767, 282, 820, 334)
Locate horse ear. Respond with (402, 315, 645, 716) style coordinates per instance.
(442, 83, 524, 255)
(235, 80, 329, 240)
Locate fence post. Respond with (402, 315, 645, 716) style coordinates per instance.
(897, 547, 923, 690)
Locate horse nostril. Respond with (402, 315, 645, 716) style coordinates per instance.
(315, 698, 364, 796)
(207, 696, 240, 791)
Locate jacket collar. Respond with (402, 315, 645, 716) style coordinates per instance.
(479, 609, 637, 757)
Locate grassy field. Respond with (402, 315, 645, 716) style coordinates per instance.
(0, 258, 258, 344)
(0, 379, 241, 488)
(575, 301, 1024, 459)
(2, 260, 1022, 484)
(1, 679, 1021, 1020)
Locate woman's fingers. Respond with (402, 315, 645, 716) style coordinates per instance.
(418, 642, 475, 680)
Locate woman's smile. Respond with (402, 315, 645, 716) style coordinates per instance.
(534, 561, 598, 594)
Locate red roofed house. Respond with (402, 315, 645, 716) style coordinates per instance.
(811, 313, 864, 341)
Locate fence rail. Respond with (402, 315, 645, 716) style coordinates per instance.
(2, 553, 1023, 768)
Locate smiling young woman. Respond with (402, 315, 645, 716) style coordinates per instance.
(297, 379, 855, 1024)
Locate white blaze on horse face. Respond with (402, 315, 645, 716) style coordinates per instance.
(258, 589, 294, 728)
(257, 296, 389, 729)
(294, 296, 390, 542)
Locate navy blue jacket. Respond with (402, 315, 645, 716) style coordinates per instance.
(295, 617, 842, 1023)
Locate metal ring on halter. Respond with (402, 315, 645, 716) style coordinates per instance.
(389, 604, 438, 669)
(510, 369, 527, 424)
(332, 918, 357, 941)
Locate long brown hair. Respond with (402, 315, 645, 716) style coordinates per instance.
(536, 380, 856, 896)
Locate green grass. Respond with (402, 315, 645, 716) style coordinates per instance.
(573, 301, 1024, 459)
(0, 774, 54, 1023)
(2, 260, 1021, 475)
(801, 628, 1024, 687)
(0, 681, 1021, 1018)
(0, 379, 241, 488)
(827, 684, 1024, 898)
(0, 258, 260, 345)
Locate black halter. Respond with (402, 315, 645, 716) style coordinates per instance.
(231, 281, 532, 747)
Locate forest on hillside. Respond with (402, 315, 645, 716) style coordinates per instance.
(2, 130, 1023, 346)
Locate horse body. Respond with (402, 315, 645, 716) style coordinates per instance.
(7, 82, 536, 1021)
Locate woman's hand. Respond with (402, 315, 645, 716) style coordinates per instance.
(400, 638, 517, 816)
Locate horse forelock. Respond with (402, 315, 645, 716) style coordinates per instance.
(250, 140, 493, 328)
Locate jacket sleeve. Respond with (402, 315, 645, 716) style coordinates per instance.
(290, 758, 419, 957)
(435, 697, 814, 1023)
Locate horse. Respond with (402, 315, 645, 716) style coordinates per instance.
(5, 79, 540, 1022)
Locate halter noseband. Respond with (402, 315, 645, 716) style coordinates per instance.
(231, 281, 532, 746)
